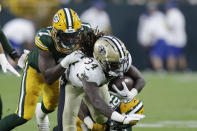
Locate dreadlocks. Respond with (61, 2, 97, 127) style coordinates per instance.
(78, 28, 105, 57)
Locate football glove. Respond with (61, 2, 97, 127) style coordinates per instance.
(83, 116, 93, 129)
(0, 53, 20, 77)
(60, 50, 83, 69)
(110, 111, 145, 124)
(17, 49, 30, 69)
(112, 81, 138, 100)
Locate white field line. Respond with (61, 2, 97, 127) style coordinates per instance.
(135, 121, 197, 128)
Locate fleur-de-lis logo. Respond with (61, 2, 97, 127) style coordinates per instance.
(98, 45, 106, 55)
(81, 72, 89, 80)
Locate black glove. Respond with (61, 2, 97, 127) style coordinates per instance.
(9, 50, 20, 61)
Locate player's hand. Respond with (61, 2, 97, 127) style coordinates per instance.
(83, 116, 93, 129)
(111, 111, 145, 124)
(122, 114, 145, 124)
(60, 50, 83, 68)
(17, 49, 30, 69)
(0, 53, 20, 77)
(112, 81, 138, 100)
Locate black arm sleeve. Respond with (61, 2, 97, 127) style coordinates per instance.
(0, 27, 15, 54)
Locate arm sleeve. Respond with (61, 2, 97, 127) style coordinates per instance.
(0, 27, 15, 54)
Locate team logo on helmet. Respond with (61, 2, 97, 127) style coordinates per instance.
(98, 45, 106, 55)
(53, 14, 59, 23)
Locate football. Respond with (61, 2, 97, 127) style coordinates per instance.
(108, 76, 134, 93)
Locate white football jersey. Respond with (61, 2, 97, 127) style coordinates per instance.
(66, 52, 107, 88)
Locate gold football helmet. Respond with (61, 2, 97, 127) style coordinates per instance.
(120, 98, 144, 125)
(52, 8, 82, 53)
(93, 36, 132, 76)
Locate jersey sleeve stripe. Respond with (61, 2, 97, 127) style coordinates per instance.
(35, 36, 48, 51)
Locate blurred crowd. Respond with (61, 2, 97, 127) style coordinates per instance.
(60, 0, 197, 5)
(137, 1, 187, 72)
(0, 0, 192, 72)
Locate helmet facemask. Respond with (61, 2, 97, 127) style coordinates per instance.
(55, 29, 81, 51)
(107, 57, 128, 77)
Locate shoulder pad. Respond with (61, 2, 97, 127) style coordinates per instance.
(35, 27, 52, 51)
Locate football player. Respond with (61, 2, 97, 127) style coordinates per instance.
(57, 29, 145, 131)
(76, 95, 144, 131)
(0, 4, 20, 76)
(0, 8, 84, 131)
(0, 4, 21, 121)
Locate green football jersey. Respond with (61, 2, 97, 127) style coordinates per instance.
(27, 23, 92, 72)
(27, 27, 70, 72)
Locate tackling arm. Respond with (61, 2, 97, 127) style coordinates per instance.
(80, 79, 113, 118)
(0, 28, 19, 62)
(78, 75, 145, 124)
(78, 100, 90, 120)
(38, 49, 66, 84)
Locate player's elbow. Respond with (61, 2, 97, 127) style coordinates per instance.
(139, 77, 146, 90)
(141, 78, 146, 87)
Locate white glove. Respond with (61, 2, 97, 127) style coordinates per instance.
(0, 54, 20, 77)
(112, 81, 138, 99)
(60, 51, 83, 68)
(83, 116, 93, 129)
(17, 49, 30, 69)
(122, 114, 145, 124)
(111, 111, 145, 124)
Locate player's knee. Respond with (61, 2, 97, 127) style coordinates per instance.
(45, 103, 58, 111)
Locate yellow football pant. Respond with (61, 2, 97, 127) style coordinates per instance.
(15, 64, 60, 120)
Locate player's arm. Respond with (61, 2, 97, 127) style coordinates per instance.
(38, 49, 66, 84)
(0, 44, 20, 76)
(0, 28, 19, 62)
(121, 65, 145, 100)
(125, 65, 145, 93)
(78, 75, 145, 124)
(78, 100, 89, 120)
(78, 100, 95, 129)
(80, 78, 113, 118)
(0, 44, 3, 53)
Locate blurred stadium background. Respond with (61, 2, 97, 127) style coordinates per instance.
(1, 0, 197, 131)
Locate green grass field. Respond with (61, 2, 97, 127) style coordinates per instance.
(0, 71, 197, 131)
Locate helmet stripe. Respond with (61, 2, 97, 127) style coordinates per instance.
(64, 8, 73, 30)
(112, 37, 126, 58)
(103, 36, 125, 59)
(127, 101, 143, 115)
(63, 8, 69, 29)
(68, 9, 74, 28)
(135, 105, 144, 114)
